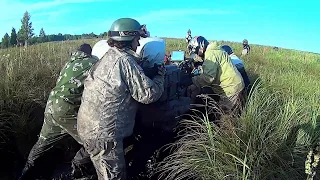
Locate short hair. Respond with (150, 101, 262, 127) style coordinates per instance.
(78, 43, 92, 55)
(107, 38, 132, 49)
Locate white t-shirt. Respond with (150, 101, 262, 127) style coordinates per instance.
(230, 54, 244, 68)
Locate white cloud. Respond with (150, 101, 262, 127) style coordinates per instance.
(133, 9, 235, 23)
(0, 5, 235, 38)
(0, 0, 116, 36)
(27, 0, 110, 11)
(1, 0, 111, 13)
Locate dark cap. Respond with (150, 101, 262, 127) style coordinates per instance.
(77, 43, 92, 55)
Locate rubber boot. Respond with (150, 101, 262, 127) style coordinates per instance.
(71, 161, 97, 180)
(17, 162, 33, 180)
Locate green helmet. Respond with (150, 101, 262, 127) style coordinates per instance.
(108, 18, 149, 41)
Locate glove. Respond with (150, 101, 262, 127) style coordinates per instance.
(157, 64, 166, 76)
(187, 84, 201, 100)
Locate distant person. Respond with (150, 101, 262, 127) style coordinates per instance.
(18, 44, 98, 180)
(241, 39, 251, 56)
(164, 53, 171, 65)
(185, 29, 192, 43)
(186, 29, 192, 53)
(221, 45, 251, 90)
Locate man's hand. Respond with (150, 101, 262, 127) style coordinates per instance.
(187, 84, 201, 100)
(157, 64, 166, 76)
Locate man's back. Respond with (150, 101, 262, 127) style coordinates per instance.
(186, 34, 192, 43)
(230, 54, 244, 69)
(242, 44, 251, 55)
(45, 51, 97, 115)
(77, 47, 164, 140)
(201, 42, 244, 97)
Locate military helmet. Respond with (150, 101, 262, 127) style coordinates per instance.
(108, 18, 149, 41)
(220, 45, 233, 55)
(243, 39, 248, 44)
(188, 36, 209, 55)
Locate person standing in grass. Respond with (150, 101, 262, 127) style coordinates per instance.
(186, 29, 192, 44)
(242, 39, 251, 56)
(187, 36, 244, 112)
(18, 43, 98, 180)
(76, 18, 165, 180)
(220, 44, 251, 90)
(186, 29, 192, 53)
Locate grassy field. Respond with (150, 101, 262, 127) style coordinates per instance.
(0, 37, 320, 180)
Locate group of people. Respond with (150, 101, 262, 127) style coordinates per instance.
(18, 17, 251, 180)
(185, 29, 251, 57)
(186, 36, 251, 113)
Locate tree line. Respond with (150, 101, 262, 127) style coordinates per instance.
(0, 11, 108, 49)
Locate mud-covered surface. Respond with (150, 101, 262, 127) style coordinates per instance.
(0, 102, 183, 180)
(1, 130, 178, 180)
(0, 94, 216, 180)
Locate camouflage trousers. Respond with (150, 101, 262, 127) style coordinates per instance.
(18, 113, 93, 180)
(40, 112, 81, 143)
(82, 138, 127, 180)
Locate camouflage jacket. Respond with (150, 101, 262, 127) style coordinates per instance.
(44, 51, 98, 117)
(77, 47, 164, 141)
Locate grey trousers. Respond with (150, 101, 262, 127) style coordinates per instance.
(82, 138, 127, 180)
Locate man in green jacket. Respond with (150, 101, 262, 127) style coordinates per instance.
(187, 36, 244, 112)
(18, 44, 98, 180)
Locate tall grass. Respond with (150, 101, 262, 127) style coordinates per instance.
(155, 82, 320, 180)
(0, 37, 320, 179)
(154, 40, 320, 180)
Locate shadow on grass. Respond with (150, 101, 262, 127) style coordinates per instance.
(262, 115, 320, 180)
(0, 100, 45, 179)
(0, 100, 82, 180)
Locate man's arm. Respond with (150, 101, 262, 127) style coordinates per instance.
(120, 56, 165, 104)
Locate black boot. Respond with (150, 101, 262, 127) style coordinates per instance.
(17, 162, 34, 180)
(71, 162, 97, 180)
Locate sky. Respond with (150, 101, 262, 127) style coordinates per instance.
(0, 0, 319, 53)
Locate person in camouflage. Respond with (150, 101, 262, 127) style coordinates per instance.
(76, 18, 165, 180)
(18, 44, 98, 180)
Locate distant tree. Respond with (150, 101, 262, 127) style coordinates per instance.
(39, 28, 47, 42)
(39, 28, 46, 37)
(17, 11, 34, 47)
(9, 27, 17, 47)
(1, 33, 10, 48)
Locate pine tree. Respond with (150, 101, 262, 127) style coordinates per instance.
(1, 33, 10, 48)
(17, 11, 34, 47)
(39, 28, 46, 37)
(39, 28, 47, 43)
(9, 27, 17, 47)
